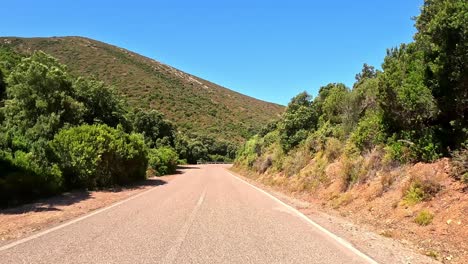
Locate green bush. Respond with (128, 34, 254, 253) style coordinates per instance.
(411, 131, 442, 162)
(148, 147, 179, 175)
(384, 138, 416, 164)
(51, 124, 148, 189)
(350, 111, 385, 151)
(414, 210, 434, 226)
(235, 136, 261, 168)
(403, 177, 441, 206)
(0, 154, 63, 206)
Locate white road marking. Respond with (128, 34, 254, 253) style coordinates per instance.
(0, 182, 165, 252)
(162, 188, 207, 264)
(227, 170, 379, 264)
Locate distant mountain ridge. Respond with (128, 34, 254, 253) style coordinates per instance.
(0, 36, 284, 142)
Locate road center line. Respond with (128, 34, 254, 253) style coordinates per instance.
(226, 170, 378, 264)
(161, 187, 207, 264)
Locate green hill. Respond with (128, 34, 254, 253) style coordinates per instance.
(0, 36, 283, 142)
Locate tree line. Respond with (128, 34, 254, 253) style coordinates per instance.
(237, 0, 467, 184)
(0, 49, 236, 206)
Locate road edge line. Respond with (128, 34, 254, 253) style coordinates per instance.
(226, 170, 379, 264)
(0, 182, 164, 252)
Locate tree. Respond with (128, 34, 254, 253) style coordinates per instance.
(378, 43, 438, 134)
(74, 78, 130, 130)
(0, 69, 5, 102)
(320, 83, 350, 125)
(278, 92, 317, 151)
(415, 0, 468, 149)
(3, 51, 84, 144)
(132, 109, 175, 148)
(354, 63, 377, 85)
(188, 140, 209, 163)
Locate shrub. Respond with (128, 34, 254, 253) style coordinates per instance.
(340, 155, 364, 190)
(331, 193, 353, 209)
(254, 156, 272, 174)
(384, 139, 416, 164)
(148, 147, 179, 175)
(451, 147, 468, 184)
(51, 124, 148, 189)
(283, 149, 309, 177)
(324, 137, 342, 162)
(235, 136, 261, 168)
(403, 177, 441, 205)
(263, 130, 279, 148)
(414, 210, 434, 226)
(305, 121, 333, 154)
(411, 131, 442, 162)
(384, 131, 442, 164)
(0, 155, 62, 206)
(380, 172, 395, 192)
(349, 111, 385, 151)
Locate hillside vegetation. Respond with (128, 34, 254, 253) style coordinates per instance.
(235, 0, 467, 261)
(0, 49, 189, 205)
(0, 36, 283, 143)
(0, 37, 282, 206)
(0, 35, 284, 205)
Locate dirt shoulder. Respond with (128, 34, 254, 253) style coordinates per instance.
(0, 174, 175, 244)
(230, 166, 466, 264)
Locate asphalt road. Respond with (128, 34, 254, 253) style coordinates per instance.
(0, 165, 376, 264)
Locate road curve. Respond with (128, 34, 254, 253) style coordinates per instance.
(0, 165, 376, 264)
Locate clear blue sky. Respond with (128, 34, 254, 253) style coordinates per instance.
(1, 0, 423, 105)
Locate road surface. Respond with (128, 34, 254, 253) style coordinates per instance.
(0, 165, 376, 264)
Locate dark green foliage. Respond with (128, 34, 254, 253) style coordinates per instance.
(0, 50, 173, 205)
(350, 111, 385, 151)
(132, 109, 175, 148)
(51, 124, 148, 188)
(378, 43, 437, 134)
(148, 147, 178, 175)
(0, 155, 62, 207)
(74, 78, 131, 130)
(278, 92, 317, 151)
(0, 69, 5, 102)
(187, 140, 209, 163)
(0, 52, 81, 204)
(258, 120, 278, 137)
(174, 133, 236, 163)
(318, 83, 350, 126)
(3, 51, 84, 143)
(415, 0, 468, 151)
